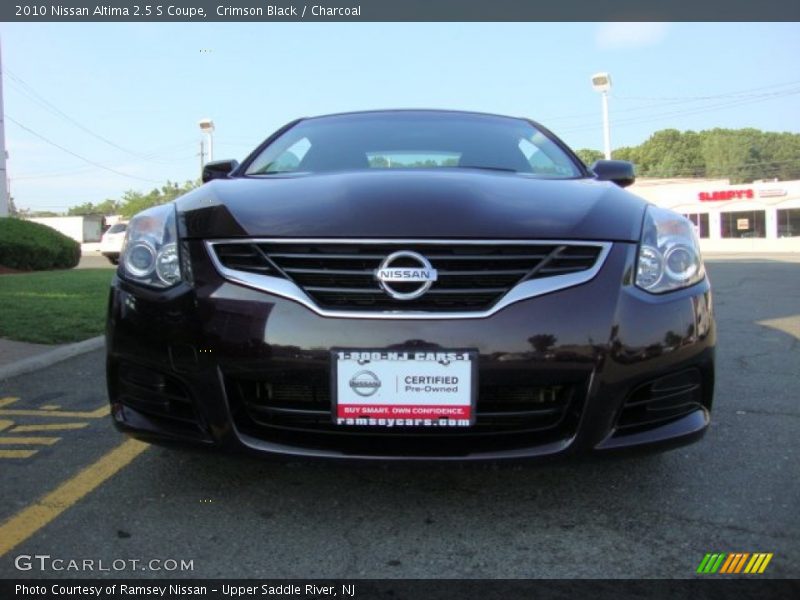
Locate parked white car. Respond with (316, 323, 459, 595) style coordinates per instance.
(99, 222, 128, 264)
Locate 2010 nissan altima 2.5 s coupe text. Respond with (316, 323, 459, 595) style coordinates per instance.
(106, 110, 715, 461)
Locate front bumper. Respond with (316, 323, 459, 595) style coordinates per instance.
(106, 241, 715, 461)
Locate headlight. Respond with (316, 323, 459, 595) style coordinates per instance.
(120, 204, 182, 288)
(635, 205, 705, 293)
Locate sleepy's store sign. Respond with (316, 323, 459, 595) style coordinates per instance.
(698, 187, 788, 201)
(698, 189, 755, 201)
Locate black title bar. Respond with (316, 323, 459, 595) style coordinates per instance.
(2, 0, 800, 22)
(2, 579, 799, 600)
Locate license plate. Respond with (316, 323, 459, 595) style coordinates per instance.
(332, 349, 477, 428)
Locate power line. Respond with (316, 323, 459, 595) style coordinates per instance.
(640, 158, 800, 179)
(10, 140, 196, 179)
(6, 115, 162, 183)
(558, 88, 800, 135)
(3, 68, 198, 166)
(616, 78, 800, 102)
(3, 69, 146, 157)
(11, 166, 95, 180)
(540, 79, 800, 125)
(561, 88, 800, 132)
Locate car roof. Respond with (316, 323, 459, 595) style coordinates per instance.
(299, 108, 534, 125)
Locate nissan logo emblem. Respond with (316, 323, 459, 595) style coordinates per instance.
(349, 370, 382, 397)
(374, 251, 438, 300)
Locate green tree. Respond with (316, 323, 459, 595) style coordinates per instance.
(636, 129, 704, 178)
(612, 145, 639, 165)
(575, 148, 603, 166)
(118, 180, 200, 218)
(26, 210, 61, 217)
(369, 156, 389, 168)
(701, 129, 757, 184)
(609, 127, 800, 183)
(67, 198, 121, 216)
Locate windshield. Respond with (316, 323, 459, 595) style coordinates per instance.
(244, 112, 583, 178)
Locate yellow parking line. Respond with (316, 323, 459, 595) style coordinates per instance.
(0, 397, 19, 408)
(11, 423, 89, 433)
(0, 420, 13, 432)
(0, 436, 60, 446)
(0, 438, 149, 557)
(40, 405, 61, 410)
(0, 450, 37, 459)
(0, 405, 110, 419)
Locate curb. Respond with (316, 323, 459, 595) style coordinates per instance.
(0, 336, 105, 381)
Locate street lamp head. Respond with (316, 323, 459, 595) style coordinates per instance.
(591, 72, 612, 93)
(198, 118, 215, 132)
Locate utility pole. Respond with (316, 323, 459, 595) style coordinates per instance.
(591, 72, 613, 160)
(198, 118, 214, 164)
(600, 90, 611, 160)
(0, 40, 10, 217)
(199, 138, 205, 173)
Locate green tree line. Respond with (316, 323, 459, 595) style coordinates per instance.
(64, 180, 200, 218)
(576, 128, 800, 184)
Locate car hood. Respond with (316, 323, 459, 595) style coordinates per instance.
(175, 170, 647, 242)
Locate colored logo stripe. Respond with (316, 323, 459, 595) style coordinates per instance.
(697, 553, 773, 574)
(720, 553, 749, 573)
(697, 553, 726, 573)
(745, 553, 773, 574)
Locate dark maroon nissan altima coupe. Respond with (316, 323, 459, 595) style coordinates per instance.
(106, 110, 715, 460)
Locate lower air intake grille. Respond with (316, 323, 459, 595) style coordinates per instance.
(226, 375, 577, 437)
(113, 362, 202, 434)
(614, 369, 705, 435)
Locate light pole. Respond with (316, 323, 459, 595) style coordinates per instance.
(198, 118, 215, 165)
(0, 41, 9, 217)
(591, 72, 612, 160)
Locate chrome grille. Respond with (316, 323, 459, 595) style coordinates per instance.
(208, 240, 609, 314)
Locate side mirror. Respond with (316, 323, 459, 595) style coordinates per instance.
(202, 159, 240, 183)
(590, 160, 635, 188)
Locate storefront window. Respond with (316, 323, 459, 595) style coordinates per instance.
(683, 213, 710, 238)
(777, 208, 800, 238)
(720, 210, 766, 238)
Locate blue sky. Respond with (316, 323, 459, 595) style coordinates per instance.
(1, 21, 799, 212)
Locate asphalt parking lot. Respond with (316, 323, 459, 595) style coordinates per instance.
(0, 255, 797, 579)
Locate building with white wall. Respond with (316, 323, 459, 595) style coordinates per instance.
(628, 178, 800, 252)
(28, 215, 105, 244)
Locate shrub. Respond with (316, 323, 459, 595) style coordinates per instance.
(0, 218, 81, 271)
